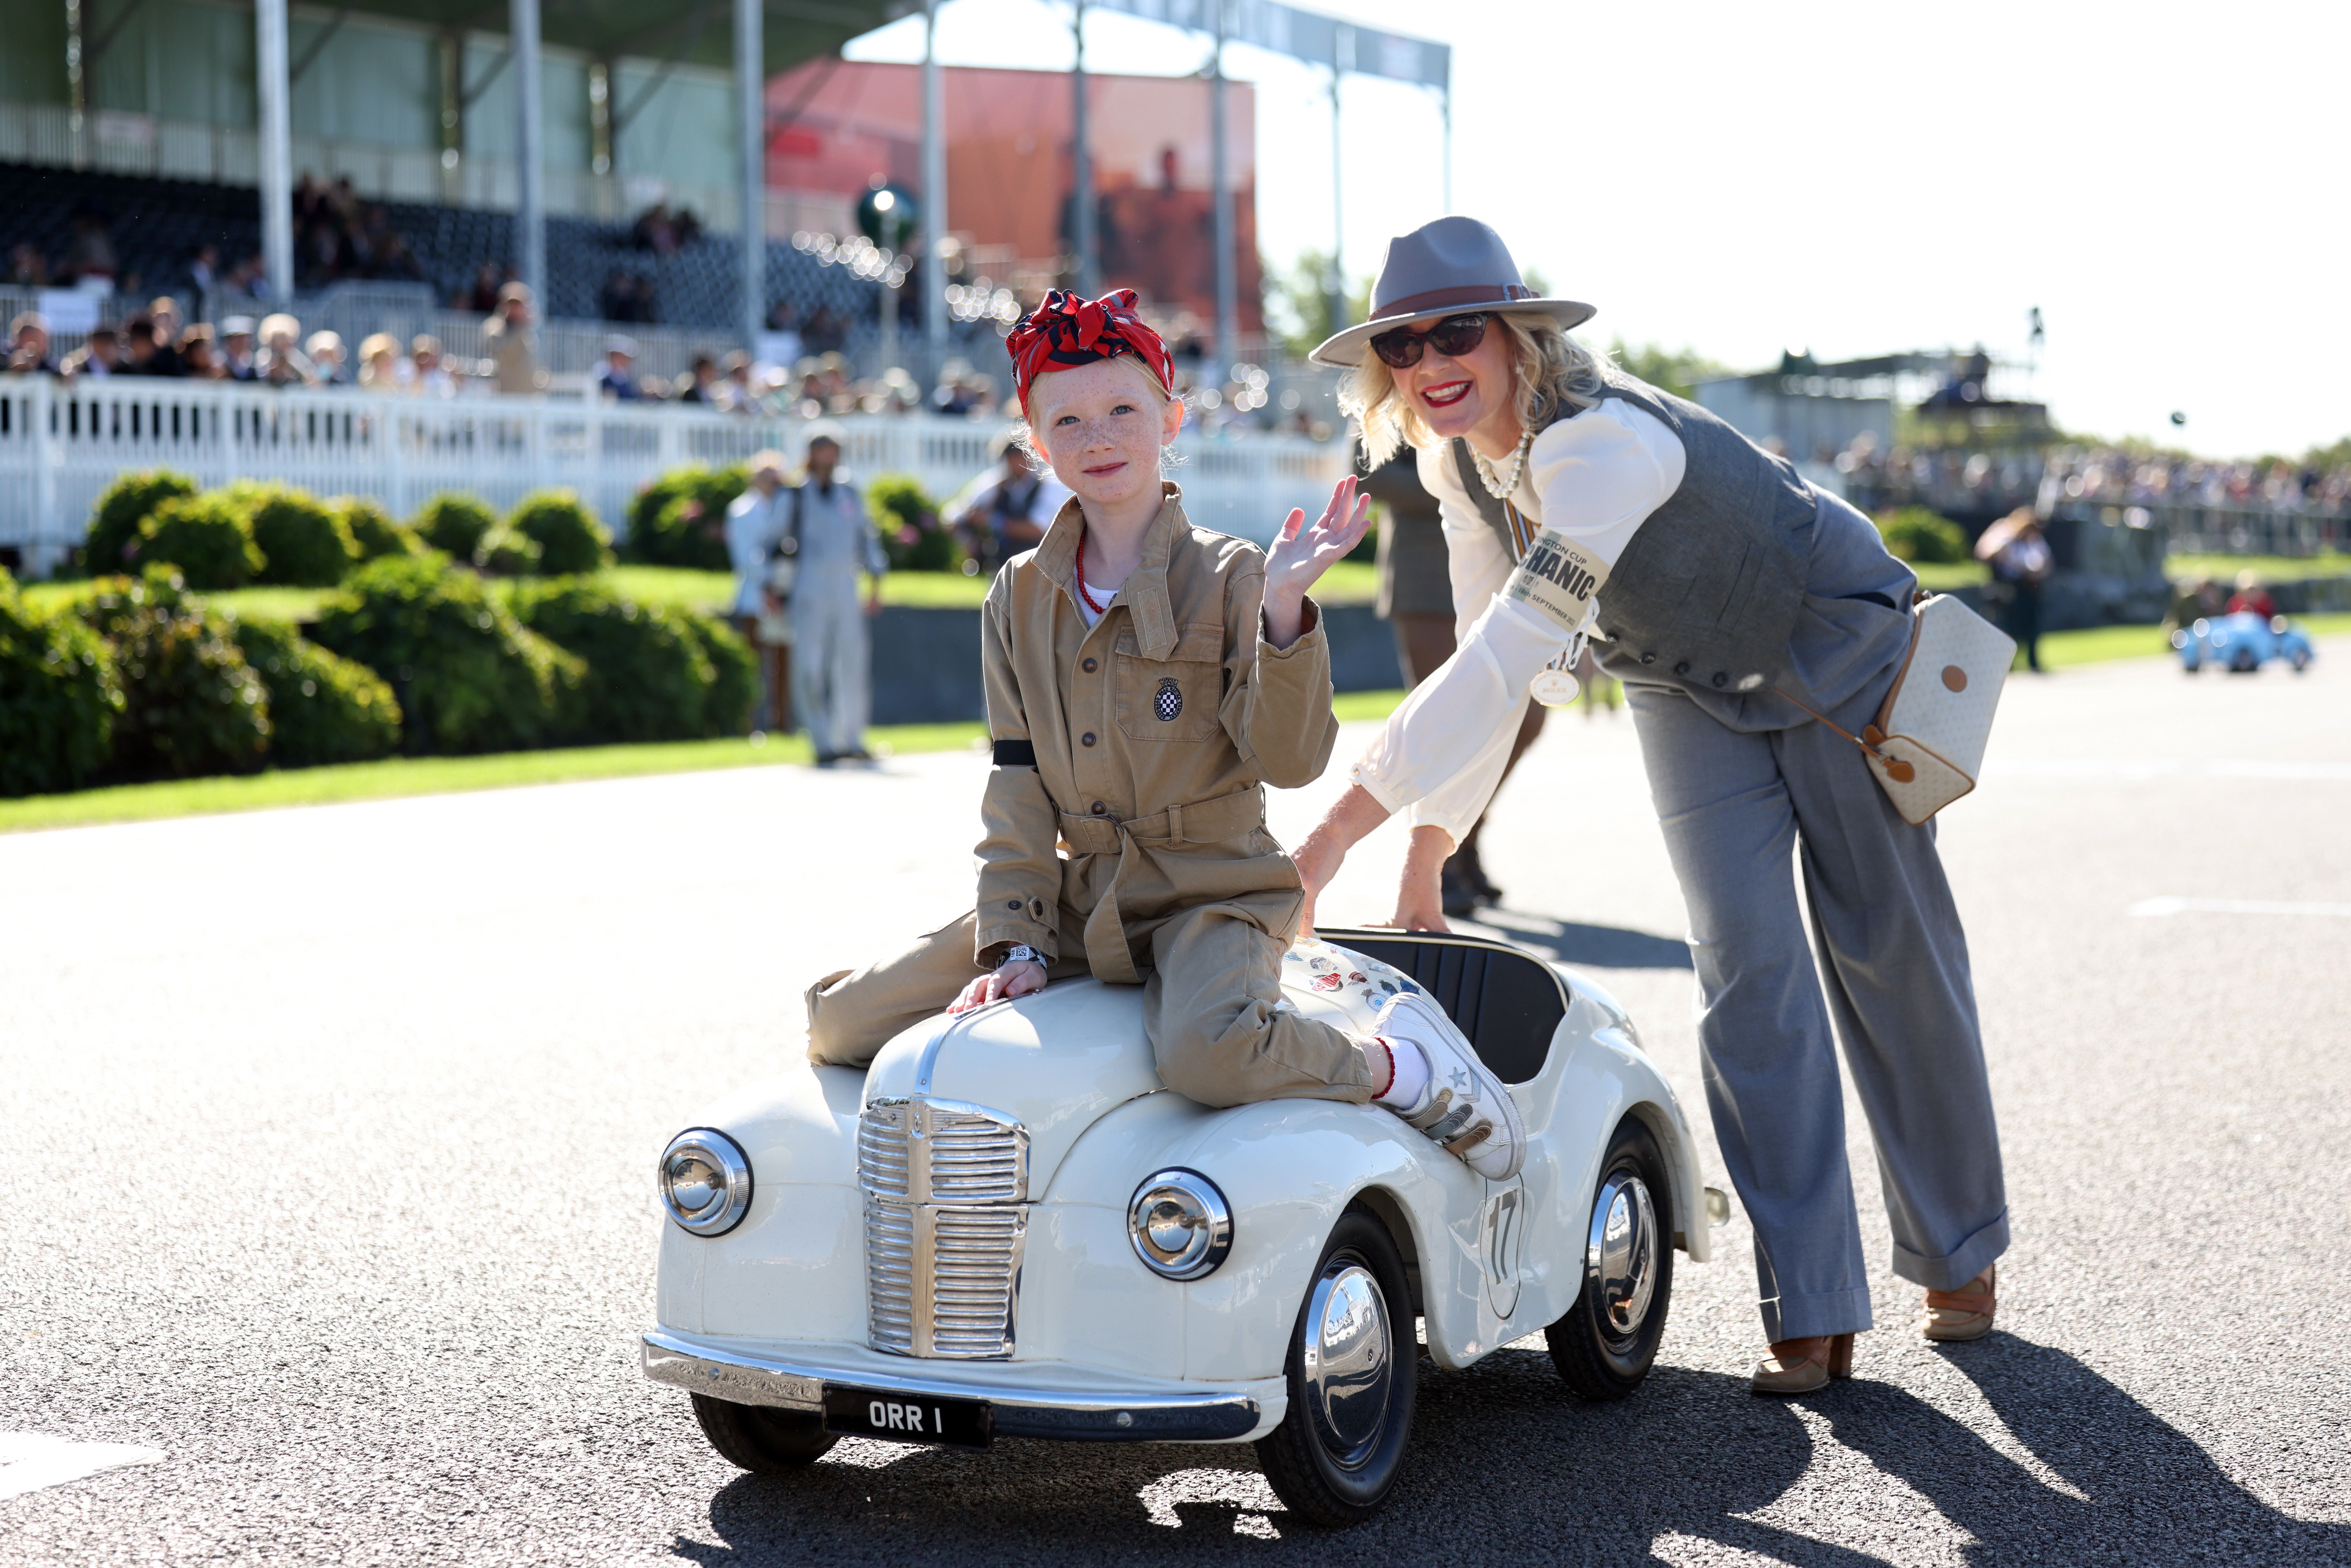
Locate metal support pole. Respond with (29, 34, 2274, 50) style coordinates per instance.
(1070, 0, 1095, 297)
(1209, 0, 1232, 383)
(254, 0, 294, 301)
(1327, 29, 1347, 339)
(921, 0, 947, 355)
(511, 0, 545, 306)
(736, 0, 764, 358)
(1440, 81, 1452, 213)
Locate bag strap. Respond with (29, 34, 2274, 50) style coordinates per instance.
(1770, 683, 1918, 783)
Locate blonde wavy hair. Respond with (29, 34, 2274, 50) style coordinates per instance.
(1341, 312, 1609, 467)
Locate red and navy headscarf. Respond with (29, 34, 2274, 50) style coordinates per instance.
(1005, 288, 1175, 411)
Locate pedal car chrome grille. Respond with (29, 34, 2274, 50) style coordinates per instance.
(859, 1097, 1029, 1359)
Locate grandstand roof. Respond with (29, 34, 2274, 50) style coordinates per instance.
(317, 0, 915, 76)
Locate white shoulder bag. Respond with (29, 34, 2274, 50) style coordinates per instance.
(1777, 594, 2017, 825)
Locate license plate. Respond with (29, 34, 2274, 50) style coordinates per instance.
(821, 1385, 994, 1449)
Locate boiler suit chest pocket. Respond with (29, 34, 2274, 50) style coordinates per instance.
(1113, 627, 1223, 742)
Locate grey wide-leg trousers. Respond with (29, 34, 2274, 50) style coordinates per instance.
(791, 570, 871, 759)
(1629, 680, 2009, 1342)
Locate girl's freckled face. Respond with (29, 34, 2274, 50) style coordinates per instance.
(1027, 358, 1184, 509)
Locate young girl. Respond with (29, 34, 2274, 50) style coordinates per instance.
(804, 289, 1522, 1178)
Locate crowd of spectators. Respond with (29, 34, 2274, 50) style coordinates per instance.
(292, 175, 423, 286)
(1830, 431, 2350, 521)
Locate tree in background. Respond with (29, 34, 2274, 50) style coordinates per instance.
(1264, 250, 1372, 362)
(1611, 341, 1735, 401)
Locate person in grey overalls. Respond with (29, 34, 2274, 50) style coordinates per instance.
(789, 427, 889, 765)
(1291, 218, 2007, 1393)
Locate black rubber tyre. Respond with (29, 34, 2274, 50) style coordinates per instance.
(1254, 1206, 1417, 1529)
(1546, 1115, 1675, 1400)
(690, 1393, 838, 1473)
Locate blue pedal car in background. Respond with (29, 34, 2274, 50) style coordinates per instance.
(2172, 612, 2316, 674)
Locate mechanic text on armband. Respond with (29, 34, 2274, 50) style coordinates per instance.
(1506, 528, 1611, 631)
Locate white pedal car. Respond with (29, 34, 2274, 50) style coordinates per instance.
(642, 928, 1716, 1527)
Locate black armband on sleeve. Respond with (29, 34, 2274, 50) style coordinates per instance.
(991, 738, 1037, 767)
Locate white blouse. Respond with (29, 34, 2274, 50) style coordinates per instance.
(1350, 399, 1687, 843)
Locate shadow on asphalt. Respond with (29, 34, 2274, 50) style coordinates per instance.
(667, 1336, 2347, 1564)
(1482, 914, 1695, 970)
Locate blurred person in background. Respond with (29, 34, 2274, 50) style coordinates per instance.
(727, 450, 797, 735)
(1974, 506, 2052, 672)
(219, 318, 259, 380)
(176, 324, 223, 379)
(485, 282, 542, 394)
(147, 299, 184, 375)
(597, 337, 644, 401)
(2163, 575, 2226, 637)
(941, 430, 1072, 575)
(789, 424, 887, 765)
(8, 312, 56, 375)
(256, 315, 317, 386)
(5, 243, 49, 287)
(1363, 436, 1547, 916)
(720, 351, 765, 414)
(676, 353, 722, 404)
(357, 333, 403, 391)
(63, 209, 117, 285)
(464, 264, 502, 314)
(61, 326, 121, 380)
(409, 336, 455, 397)
(2227, 569, 2277, 619)
(121, 317, 163, 375)
(307, 331, 348, 385)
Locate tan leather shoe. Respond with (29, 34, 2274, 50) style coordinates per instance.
(1923, 1264, 1997, 1341)
(1749, 1332, 1854, 1395)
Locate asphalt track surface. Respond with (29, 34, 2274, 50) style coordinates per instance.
(4, 643, 2348, 1565)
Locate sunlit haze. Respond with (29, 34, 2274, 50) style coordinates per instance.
(850, 0, 2348, 458)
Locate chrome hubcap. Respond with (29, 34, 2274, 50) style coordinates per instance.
(1586, 1172, 1658, 1341)
(1301, 1258, 1392, 1469)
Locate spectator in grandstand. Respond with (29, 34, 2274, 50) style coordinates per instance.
(9, 312, 57, 375)
(485, 283, 543, 394)
(931, 359, 980, 415)
(218, 318, 258, 380)
(597, 337, 644, 402)
(61, 328, 122, 380)
(632, 202, 681, 256)
(720, 351, 769, 414)
(676, 353, 723, 405)
(307, 331, 349, 386)
(176, 324, 223, 380)
(121, 317, 164, 376)
(940, 430, 1071, 575)
(256, 315, 318, 387)
(357, 333, 403, 391)
(145, 299, 184, 376)
(764, 301, 803, 368)
(63, 209, 118, 285)
(601, 270, 655, 324)
(464, 264, 503, 315)
(5, 243, 49, 287)
(789, 425, 887, 765)
(409, 335, 456, 397)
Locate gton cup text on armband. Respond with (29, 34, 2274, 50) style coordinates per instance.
(1504, 528, 1610, 632)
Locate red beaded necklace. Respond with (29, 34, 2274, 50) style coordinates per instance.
(1074, 534, 1114, 612)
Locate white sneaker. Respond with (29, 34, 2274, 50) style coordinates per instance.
(1373, 991, 1526, 1181)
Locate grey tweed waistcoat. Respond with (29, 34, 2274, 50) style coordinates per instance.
(1450, 365, 1815, 695)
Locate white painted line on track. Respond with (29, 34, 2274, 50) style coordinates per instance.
(1989, 759, 2351, 781)
(0, 1433, 164, 1500)
(2129, 897, 2351, 918)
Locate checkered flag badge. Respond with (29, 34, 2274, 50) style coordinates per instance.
(1154, 677, 1183, 722)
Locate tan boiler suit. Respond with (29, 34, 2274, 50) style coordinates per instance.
(806, 484, 1375, 1108)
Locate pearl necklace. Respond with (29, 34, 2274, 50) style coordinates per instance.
(1471, 425, 1537, 500)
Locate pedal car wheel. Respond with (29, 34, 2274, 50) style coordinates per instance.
(1546, 1115, 1674, 1400)
(1254, 1206, 1416, 1528)
(690, 1393, 838, 1472)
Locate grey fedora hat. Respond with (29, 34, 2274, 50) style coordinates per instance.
(1309, 216, 1593, 368)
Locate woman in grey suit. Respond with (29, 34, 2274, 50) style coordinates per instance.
(1292, 217, 2006, 1393)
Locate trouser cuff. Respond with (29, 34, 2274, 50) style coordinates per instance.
(1759, 1284, 1874, 1342)
(1890, 1209, 2010, 1292)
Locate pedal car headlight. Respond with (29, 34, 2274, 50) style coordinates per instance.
(1128, 1169, 1232, 1280)
(659, 1128, 753, 1237)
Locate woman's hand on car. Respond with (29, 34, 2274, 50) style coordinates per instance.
(1385, 825, 1454, 932)
(1291, 783, 1395, 939)
(1263, 476, 1374, 649)
(950, 958, 1048, 1014)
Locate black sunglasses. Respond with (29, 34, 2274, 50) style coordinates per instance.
(1369, 312, 1490, 370)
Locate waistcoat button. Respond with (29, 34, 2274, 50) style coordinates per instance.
(1711, 671, 1728, 688)
(1082, 657, 1098, 673)
(1081, 732, 1096, 747)
(1092, 802, 1107, 815)
(1006, 900, 1021, 910)
(1673, 661, 1691, 676)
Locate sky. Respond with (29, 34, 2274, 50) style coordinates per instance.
(848, 0, 2348, 460)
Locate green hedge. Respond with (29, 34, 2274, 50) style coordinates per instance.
(85, 469, 199, 577)
(626, 465, 743, 570)
(473, 525, 545, 577)
(334, 496, 425, 563)
(507, 489, 614, 575)
(230, 616, 402, 767)
(0, 566, 123, 797)
(413, 492, 499, 561)
(869, 473, 960, 572)
(680, 612, 757, 736)
(140, 493, 264, 590)
(247, 484, 358, 587)
(1876, 506, 1971, 565)
(512, 579, 719, 743)
(311, 554, 583, 755)
(81, 572, 271, 779)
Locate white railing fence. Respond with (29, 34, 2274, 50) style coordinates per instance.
(0, 374, 1346, 574)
